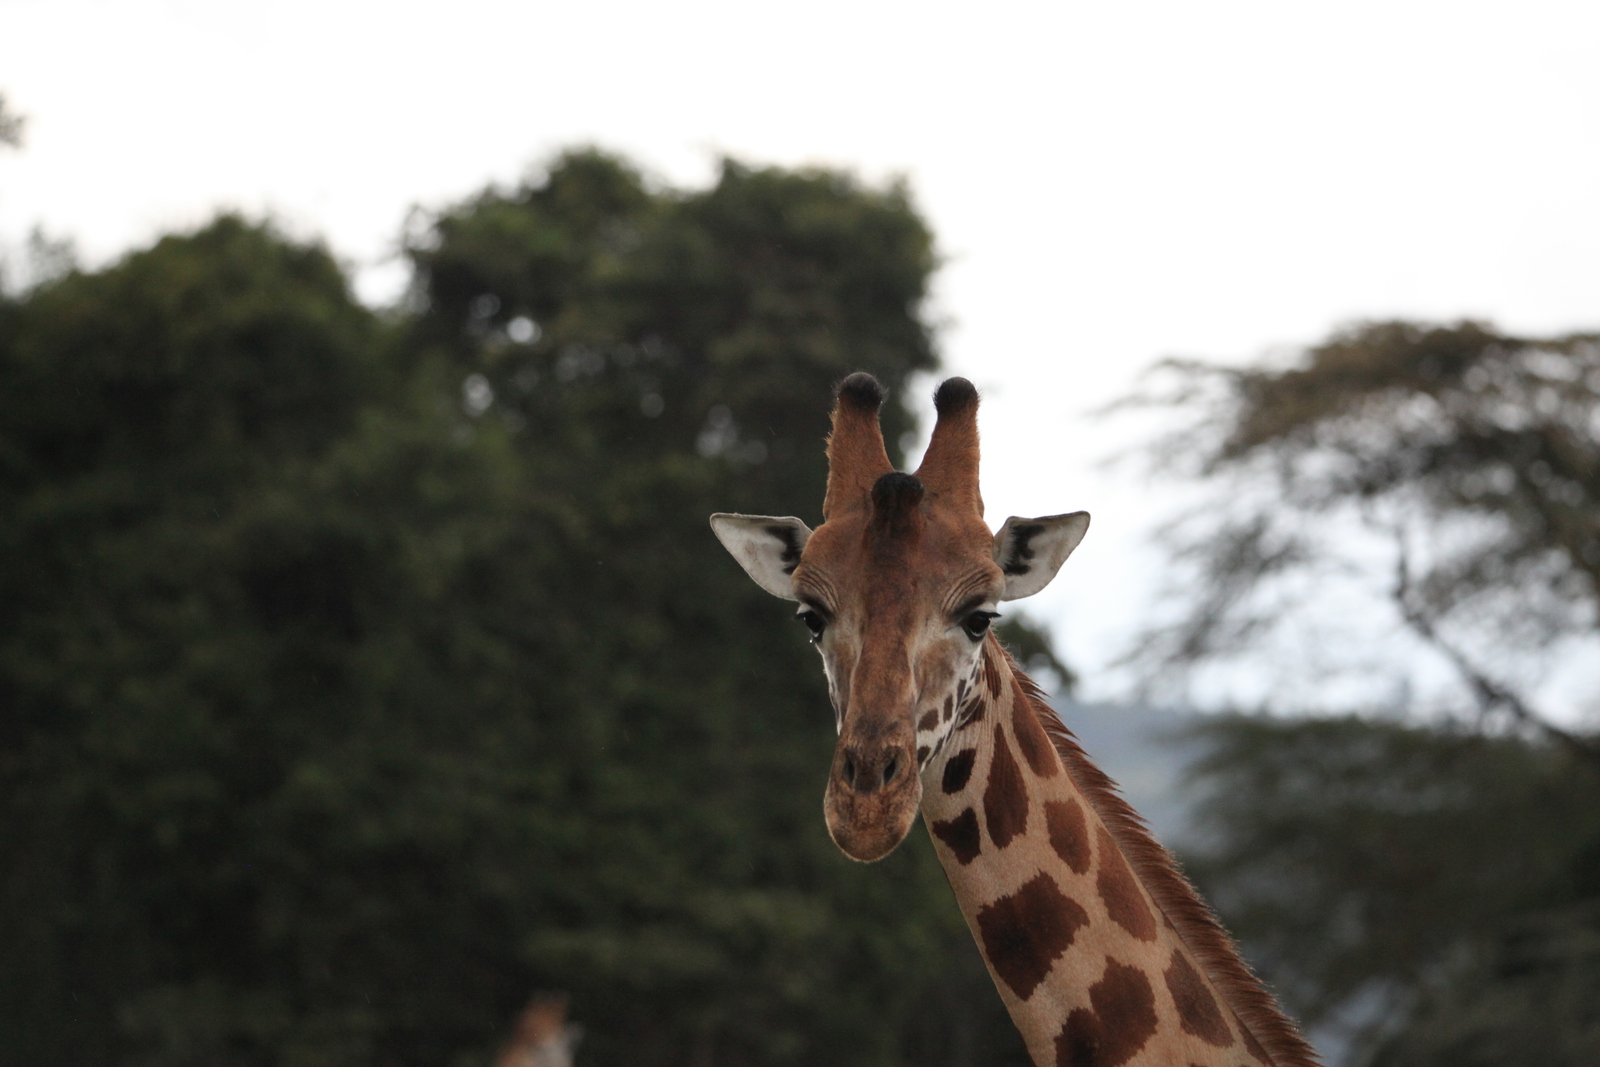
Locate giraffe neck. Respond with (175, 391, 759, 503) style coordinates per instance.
(919, 641, 1319, 1067)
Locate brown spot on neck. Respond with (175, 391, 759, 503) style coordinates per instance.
(942, 748, 977, 794)
(1165, 948, 1235, 1048)
(982, 727, 1029, 848)
(1010, 673, 1060, 778)
(930, 808, 981, 865)
(1014, 647, 1321, 1067)
(1044, 797, 1091, 874)
(1054, 956, 1158, 1067)
(1095, 824, 1157, 941)
(975, 873, 1089, 1000)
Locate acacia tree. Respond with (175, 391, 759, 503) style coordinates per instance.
(1125, 321, 1600, 1063)
(1127, 320, 1600, 739)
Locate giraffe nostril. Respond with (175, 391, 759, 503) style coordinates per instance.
(841, 753, 858, 789)
(882, 753, 900, 787)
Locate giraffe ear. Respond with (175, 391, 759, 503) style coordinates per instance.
(993, 512, 1090, 601)
(710, 514, 814, 600)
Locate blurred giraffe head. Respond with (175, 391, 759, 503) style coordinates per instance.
(712, 373, 1088, 861)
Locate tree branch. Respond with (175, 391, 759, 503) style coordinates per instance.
(1390, 531, 1600, 763)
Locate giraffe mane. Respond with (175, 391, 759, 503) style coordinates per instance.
(1000, 649, 1323, 1067)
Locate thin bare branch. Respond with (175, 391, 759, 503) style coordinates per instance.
(1390, 530, 1600, 763)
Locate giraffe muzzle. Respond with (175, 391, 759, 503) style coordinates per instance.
(823, 736, 923, 862)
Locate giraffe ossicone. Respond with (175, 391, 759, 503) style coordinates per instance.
(710, 373, 1320, 1067)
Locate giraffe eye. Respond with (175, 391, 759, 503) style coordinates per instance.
(962, 611, 999, 641)
(797, 609, 826, 642)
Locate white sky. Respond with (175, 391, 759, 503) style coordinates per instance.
(4, 0, 1598, 711)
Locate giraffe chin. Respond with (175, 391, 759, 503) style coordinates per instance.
(822, 777, 923, 863)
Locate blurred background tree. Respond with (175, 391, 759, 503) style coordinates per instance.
(0, 92, 22, 148)
(0, 152, 1037, 1067)
(1127, 322, 1600, 1064)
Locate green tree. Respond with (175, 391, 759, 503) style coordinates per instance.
(1, 154, 1030, 1066)
(397, 149, 1022, 1067)
(0, 216, 390, 1064)
(1127, 321, 1600, 1063)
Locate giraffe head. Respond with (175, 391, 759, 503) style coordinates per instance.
(712, 374, 1089, 862)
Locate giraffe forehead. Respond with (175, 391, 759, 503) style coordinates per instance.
(793, 509, 1001, 614)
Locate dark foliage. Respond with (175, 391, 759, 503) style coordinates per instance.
(0, 154, 1033, 1067)
(1184, 715, 1600, 1064)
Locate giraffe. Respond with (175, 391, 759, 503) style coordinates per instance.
(494, 994, 582, 1067)
(709, 373, 1320, 1067)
